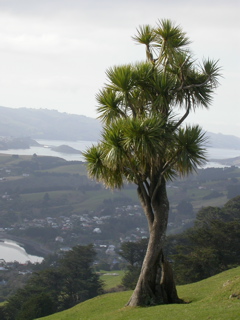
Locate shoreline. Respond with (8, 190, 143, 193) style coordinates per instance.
(0, 232, 53, 258)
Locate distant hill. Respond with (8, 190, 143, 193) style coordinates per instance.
(0, 106, 101, 141)
(0, 136, 40, 150)
(206, 132, 240, 149)
(0, 106, 240, 149)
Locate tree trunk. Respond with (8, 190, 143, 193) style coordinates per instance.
(160, 254, 181, 304)
(126, 180, 181, 307)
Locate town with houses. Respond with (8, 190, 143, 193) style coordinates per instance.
(0, 201, 148, 269)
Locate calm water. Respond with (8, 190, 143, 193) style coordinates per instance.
(0, 240, 43, 263)
(0, 139, 96, 161)
(0, 139, 239, 165)
(204, 148, 240, 168)
(206, 148, 240, 160)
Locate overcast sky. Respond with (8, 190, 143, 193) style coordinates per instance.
(0, 0, 239, 137)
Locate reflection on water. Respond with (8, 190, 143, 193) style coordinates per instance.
(0, 240, 43, 263)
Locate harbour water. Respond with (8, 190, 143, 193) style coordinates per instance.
(0, 139, 239, 165)
(206, 147, 240, 160)
(0, 139, 95, 161)
(0, 239, 43, 264)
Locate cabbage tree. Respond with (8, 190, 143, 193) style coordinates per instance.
(84, 19, 220, 306)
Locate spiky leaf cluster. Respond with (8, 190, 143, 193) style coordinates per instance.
(84, 19, 220, 191)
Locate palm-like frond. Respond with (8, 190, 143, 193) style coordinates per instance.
(172, 57, 221, 111)
(154, 19, 191, 66)
(133, 62, 154, 85)
(83, 144, 124, 189)
(201, 58, 222, 88)
(132, 25, 155, 46)
(181, 67, 219, 109)
(122, 117, 168, 161)
(101, 122, 126, 170)
(83, 144, 106, 180)
(83, 19, 220, 196)
(155, 19, 191, 48)
(106, 65, 135, 93)
(150, 71, 176, 114)
(132, 25, 156, 62)
(173, 125, 207, 175)
(96, 88, 124, 124)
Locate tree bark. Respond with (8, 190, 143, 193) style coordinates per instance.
(126, 180, 181, 306)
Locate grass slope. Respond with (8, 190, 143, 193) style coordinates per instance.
(39, 267, 240, 320)
(100, 270, 125, 291)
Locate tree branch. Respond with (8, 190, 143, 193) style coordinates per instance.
(181, 76, 211, 90)
(151, 148, 182, 202)
(137, 182, 154, 227)
(172, 96, 191, 130)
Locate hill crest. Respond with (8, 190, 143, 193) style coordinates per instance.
(39, 266, 240, 320)
(0, 106, 101, 141)
(1, 106, 240, 150)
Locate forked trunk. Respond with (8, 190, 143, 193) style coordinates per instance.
(126, 180, 181, 307)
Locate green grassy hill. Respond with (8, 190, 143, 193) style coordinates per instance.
(100, 270, 125, 291)
(38, 267, 240, 320)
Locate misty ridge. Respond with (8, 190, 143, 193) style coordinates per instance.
(0, 106, 240, 151)
(0, 105, 102, 141)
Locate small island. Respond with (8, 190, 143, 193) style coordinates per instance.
(51, 144, 81, 154)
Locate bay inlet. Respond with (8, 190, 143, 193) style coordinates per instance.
(0, 239, 43, 263)
(0, 139, 239, 166)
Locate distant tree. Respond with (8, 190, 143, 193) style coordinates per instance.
(119, 239, 148, 289)
(122, 266, 143, 290)
(223, 195, 240, 219)
(0, 305, 7, 320)
(196, 195, 240, 227)
(58, 244, 103, 309)
(227, 184, 240, 199)
(194, 206, 224, 228)
(172, 196, 240, 284)
(2, 245, 103, 319)
(43, 192, 50, 202)
(84, 19, 220, 306)
(16, 293, 55, 320)
(173, 246, 221, 284)
(177, 200, 193, 217)
(119, 239, 148, 267)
